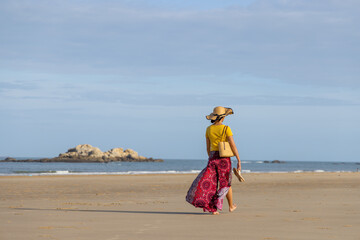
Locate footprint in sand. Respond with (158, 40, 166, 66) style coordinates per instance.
(38, 234, 53, 238)
(301, 217, 320, 221)
(38, 226, 54, 230)
(39, 226, 78, 229)
(136, 223, 160, 234)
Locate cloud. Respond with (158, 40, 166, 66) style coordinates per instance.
(1, 68, 358, 113)
(3, 82, 357, 108)
(0, 0, 359, 88)
(0, 81, 37, 93)
(75, 91, 359, 106)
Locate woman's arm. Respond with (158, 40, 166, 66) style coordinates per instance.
(206, 137, 210, 157)
(227, 135, 241, 171)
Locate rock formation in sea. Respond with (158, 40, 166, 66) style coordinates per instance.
(263, 160, 286, 163)
(3, 144, 163, 163)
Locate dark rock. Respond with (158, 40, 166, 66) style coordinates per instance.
(67, 147, 77, 153)
(271, 160, 285, 163)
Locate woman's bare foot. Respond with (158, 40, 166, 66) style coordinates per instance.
(229, 204, 237, 212)
(212, 211, 219, 215)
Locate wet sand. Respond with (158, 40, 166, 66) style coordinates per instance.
(1, 172, 359, 240)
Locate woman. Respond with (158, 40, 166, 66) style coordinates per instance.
(186, 106, 241, 215)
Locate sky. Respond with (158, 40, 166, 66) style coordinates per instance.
(0, 0, 359, 161)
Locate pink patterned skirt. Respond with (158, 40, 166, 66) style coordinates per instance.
(186, 151, 232, 212)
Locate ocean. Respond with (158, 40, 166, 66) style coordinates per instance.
(0, 158, 359, 176)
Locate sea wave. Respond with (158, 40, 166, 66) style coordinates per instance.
(0, 169, 354, 176)
(240, 161, 264, 164)
(0, 170, 202, 176)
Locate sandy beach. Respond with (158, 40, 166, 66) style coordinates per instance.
(1, 172, 359, 240)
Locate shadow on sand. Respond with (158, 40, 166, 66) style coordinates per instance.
(14, 207, 207, 215)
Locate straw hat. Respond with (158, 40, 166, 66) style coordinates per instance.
(206, 106, 234, 121)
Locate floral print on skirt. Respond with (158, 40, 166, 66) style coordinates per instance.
(186, 151, 232, 212)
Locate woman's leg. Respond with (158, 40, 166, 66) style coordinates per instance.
(226, 187, 237, 212)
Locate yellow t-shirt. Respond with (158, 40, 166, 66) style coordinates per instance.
(206, 125, 233, 152)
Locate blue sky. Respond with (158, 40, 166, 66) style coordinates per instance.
(0, 0, 359, 161)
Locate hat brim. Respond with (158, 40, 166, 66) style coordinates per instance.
(225, 107, 234, 116)
(206, 107, 233, 120)
(206, 114, 217, 120)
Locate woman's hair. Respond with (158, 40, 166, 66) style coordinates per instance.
(211, 116, 224, 123)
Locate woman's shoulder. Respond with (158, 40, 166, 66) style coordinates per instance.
(207, 124, 229, 132)
(225, 125, 233, 136)
(207, 124, 224, 129)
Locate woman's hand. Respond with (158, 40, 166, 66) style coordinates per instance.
(237, 161, 241, 172)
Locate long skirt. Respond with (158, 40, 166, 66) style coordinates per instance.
(186, 151, 232, 212)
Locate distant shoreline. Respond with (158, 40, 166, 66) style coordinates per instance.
(0, 159, 359, 176)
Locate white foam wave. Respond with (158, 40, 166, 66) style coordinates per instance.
(55, 170, 70, 174)
(1, 170, 202, 176)
(0, 169, 355, 177)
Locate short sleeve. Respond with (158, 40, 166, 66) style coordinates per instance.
(226, 126, 233, 137)
(205, 126, 210, 138)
